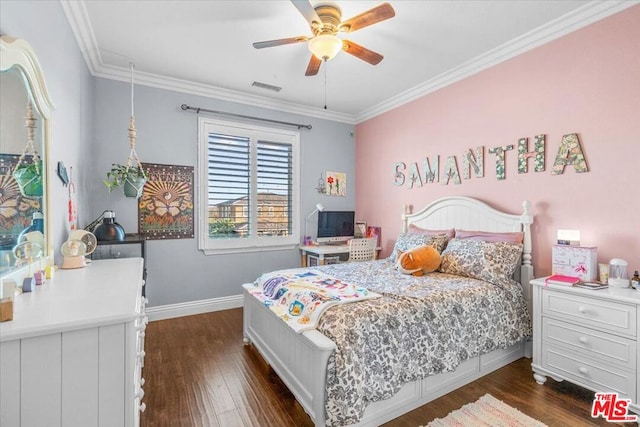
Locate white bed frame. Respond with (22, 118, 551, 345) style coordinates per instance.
(243, 196, 534, 426)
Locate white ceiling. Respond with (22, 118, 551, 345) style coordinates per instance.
(62, 0, 635, 123)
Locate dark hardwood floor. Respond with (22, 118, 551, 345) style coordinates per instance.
(141, 308, 634, 426)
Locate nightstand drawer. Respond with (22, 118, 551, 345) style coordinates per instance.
(543, 318, 636, 370)
(543, 345, 636, 401)
(543, 290, 636, 337)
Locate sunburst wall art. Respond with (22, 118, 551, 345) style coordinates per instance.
(138, 163, 194, 240)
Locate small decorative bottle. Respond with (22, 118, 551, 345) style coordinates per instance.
(631, 270, 640, 290)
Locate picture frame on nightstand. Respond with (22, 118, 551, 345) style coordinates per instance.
(355, 221, 367, 238)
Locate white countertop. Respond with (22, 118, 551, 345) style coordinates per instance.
(531, 277, 640, 305)
(0, 258, 144, 342)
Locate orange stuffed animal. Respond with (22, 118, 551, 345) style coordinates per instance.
(395, 244, 441, 276)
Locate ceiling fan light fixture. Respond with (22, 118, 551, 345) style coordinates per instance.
(308, 34, 342, 61)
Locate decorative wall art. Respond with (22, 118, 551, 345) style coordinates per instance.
(325, 171, 346, 197)
(0, 154, 41, 242)
(138, 163, 194, 240)
(394, 132, 589, 189)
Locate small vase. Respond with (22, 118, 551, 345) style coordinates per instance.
(123, 176, 146, 198)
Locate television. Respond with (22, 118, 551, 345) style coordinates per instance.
(317, 211, 355, 244)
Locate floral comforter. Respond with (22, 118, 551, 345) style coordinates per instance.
(311, 259, 532, 426)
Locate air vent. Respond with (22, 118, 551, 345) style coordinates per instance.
(251, 81, 282, 92)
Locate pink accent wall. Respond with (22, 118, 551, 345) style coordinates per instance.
(356, 5, 640, 277)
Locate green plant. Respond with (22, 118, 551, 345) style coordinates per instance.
(104, 164, 147, 192)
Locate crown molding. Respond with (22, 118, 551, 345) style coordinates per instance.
(60, 0, 355, 125)
(355, 0, 639, 123)
(62, 0, 638, 126)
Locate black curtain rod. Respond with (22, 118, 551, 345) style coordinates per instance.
(180, 104, 312, 130)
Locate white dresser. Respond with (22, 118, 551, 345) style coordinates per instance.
(531, 278, 640, 414)
(0, 258, 147, 427)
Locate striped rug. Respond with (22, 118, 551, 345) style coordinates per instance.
(426, 394, 547, 427)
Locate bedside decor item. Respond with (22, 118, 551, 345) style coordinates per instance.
(138, 162, 194, 240)
(103, 61, 147, 198)
(544, 274, 581, 286)
(551, 244, 597, 281)
(631, 270, 640, 290)
(598, 262, 609, 283)
(608, 258, 629, 288)
(556, 229, 580, 245)
(354, 221, 366, 238)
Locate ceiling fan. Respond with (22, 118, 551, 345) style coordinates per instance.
(253, 1, 395, 76)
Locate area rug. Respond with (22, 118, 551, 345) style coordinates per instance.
(426, 394, 547, 427)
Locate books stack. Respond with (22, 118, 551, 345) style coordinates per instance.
(545, 274, 581, 286)
(545, 274, 608, 290)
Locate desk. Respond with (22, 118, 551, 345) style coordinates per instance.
(299, 244, 350, 267)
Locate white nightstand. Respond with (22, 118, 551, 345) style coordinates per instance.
(531, 277, 640, 415)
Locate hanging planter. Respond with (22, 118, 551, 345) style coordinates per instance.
(13, 160, 43, 197)
(104, 163, 147, 198)
(13, 102, 43, 198)
(102, 61, 147, 199)
(124, 174, 147, 198)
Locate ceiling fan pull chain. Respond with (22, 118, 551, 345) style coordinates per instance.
(324, 60, 328, 110)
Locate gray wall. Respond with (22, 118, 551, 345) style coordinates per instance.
(91, 78, 356, 306)
(1, 1, 93, 263)
(2, 1, 355, 307)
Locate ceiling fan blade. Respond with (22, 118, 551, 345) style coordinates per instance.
(342, 40, 383, 65)
(291, 0, 322, 28)
(253, 36, 308, 49)
(339, 2, 395, 33)
(305, 55, 322, 76)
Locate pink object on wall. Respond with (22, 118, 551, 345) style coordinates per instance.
(355, 5, 640, 277)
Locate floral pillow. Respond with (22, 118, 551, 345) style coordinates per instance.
(439, 238, 523, 285)
(390, 233, 448, 262)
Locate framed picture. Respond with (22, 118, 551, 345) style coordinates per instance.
(355, 221, 367, 238)
(366, 226, 381, 248)
(138, 162, 194, 240)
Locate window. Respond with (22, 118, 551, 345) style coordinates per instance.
(198, 117, 300, 254)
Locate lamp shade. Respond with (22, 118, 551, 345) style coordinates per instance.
(308, 34, 343, 61)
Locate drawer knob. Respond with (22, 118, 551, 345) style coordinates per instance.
(136, 388, 145, 399)
(578, 336, 588, 344)
(140, 377, 145, 386)
(578, 306, 588, 314)
(139, 402, 147, 413)
(578, 366, 589, 375)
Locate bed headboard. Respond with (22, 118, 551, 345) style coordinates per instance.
(401, 196, 534, 314)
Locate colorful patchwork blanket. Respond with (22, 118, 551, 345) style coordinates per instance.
(250, 269, 381, 333)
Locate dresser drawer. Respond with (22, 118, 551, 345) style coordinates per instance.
(543, 318, 636, 370)
(542, 290, 636, 337)
(543, 344, 636, 401)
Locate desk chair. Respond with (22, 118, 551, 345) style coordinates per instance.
(347, 238, 377, 262)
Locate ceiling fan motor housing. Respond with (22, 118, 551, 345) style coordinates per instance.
(313, 3, 342, 34)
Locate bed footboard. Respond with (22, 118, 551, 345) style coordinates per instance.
(243, 284, 335, 426)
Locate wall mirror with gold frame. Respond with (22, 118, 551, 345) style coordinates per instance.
(0, 36, 54, 280)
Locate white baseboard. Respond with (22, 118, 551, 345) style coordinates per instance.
(146, 294, 243, 321)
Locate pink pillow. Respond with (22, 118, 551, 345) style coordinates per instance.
(454, 229, 524, 244)
(407, 225, 455, 241)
